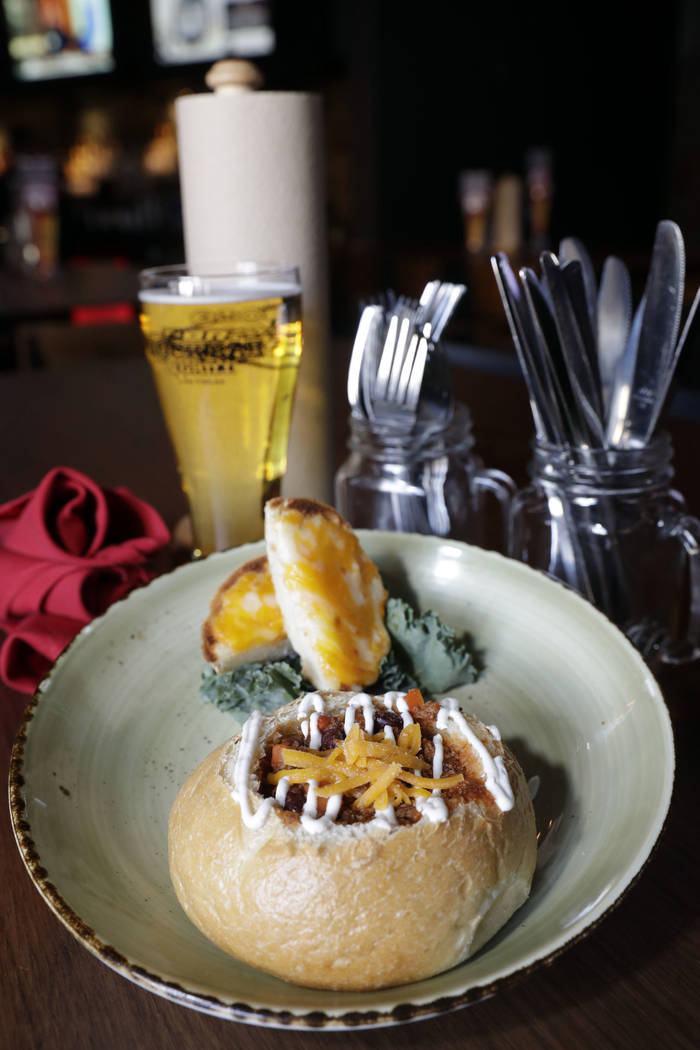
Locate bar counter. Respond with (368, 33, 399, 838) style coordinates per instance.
(1, 350, 697, 1050)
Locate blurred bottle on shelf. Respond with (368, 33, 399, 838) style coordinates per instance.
(490, 173, 523, 255)
(455, 151, 554, 351)
(525, 147, 553, 252)
(458, 169, 493, 253)
(8, 153, 60, 278)
(142, 102, 179, 178)
(63, 107, 117, 198)
(457, 149, 553, 262)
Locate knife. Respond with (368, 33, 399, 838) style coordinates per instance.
(597, 255, 632, 411)
(559, 235, 598, 334)
(491, 253, 559, 442)
(614, 219, 685, 447)
(520, 265, 588, 446)
(539, 252, 606, 446)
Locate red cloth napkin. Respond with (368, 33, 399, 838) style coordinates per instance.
(0, 467, 170, 694)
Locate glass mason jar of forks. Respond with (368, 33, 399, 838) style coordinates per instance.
(508, 432, 700, 664)
(335, 403, 515, 550)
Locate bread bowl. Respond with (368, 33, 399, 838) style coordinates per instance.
(168, 689, 537, 990)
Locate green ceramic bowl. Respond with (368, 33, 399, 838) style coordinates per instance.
(10, 534, 674, 1029)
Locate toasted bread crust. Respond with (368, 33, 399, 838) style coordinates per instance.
(266, 496, 344, 522)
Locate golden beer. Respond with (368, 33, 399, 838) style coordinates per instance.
(139, 266, 302, 556)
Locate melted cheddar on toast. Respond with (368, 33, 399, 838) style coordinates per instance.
(202, 555, 292, 673)
(264, 497, 390, 690)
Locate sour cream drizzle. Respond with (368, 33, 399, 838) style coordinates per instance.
(231, 710, 275, 828)
(382, 691, 414, 727)
(275, 775, 290, 806)
(437, 697, 514, 811)
(302, 779, 318, 817)
(300, 780, 342, 835)
(299, 692, 325, 749)
(433, 733, 444, 778)
(343, 693, 375, 734)
(373, 800, 397, 827)
(415, 793, 448, 822)
(415, 731, 448, 823)
(299, 692, 324, 716)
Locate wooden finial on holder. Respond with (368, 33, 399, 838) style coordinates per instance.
(205, 59, 264, 94)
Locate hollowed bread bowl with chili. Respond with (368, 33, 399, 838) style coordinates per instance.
(168, 689, 537, 991)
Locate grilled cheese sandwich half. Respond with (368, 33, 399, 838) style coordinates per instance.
(264, 497, 390, 690)
(202, 555, 292, 673)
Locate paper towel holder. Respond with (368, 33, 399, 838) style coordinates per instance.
(205, 59, 264, 95)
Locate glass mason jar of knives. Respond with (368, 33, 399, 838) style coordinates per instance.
(509, 433, 700, 664)
(492, 221, 700, 664)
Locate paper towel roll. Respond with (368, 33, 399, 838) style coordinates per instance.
(175, 81, 332, 501)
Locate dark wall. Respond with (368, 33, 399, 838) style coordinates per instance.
(1, 0, 698, 314)
(0, 1, 690, 249)
(350, 1, 682, 257)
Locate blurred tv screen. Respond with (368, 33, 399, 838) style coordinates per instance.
(149, 0, 275, 66)
(2, 0, 115, 80)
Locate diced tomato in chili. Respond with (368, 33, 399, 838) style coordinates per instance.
(317, 714, 333, 731)
(405, 688, 424, 710)
(270, 743, 287, 769)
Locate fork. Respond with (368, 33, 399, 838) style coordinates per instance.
(347, 304, 384, 416)
(371, 306, 413, 398)
(370, 281, 445, 403)
(367, 280, 466, 428)
(368, 327, 429, 429)
(420, 283, 466, 343)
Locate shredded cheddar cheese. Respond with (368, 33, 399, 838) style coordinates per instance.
(265, 716, 463, 814)
(398, 722, 421, 754)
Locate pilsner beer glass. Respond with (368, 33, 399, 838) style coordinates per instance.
(139, 263, 302, 557)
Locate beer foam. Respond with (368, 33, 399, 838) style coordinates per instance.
(139, 280, 301, 306)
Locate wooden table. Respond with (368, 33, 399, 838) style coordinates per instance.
(1, 354, 698, 1050)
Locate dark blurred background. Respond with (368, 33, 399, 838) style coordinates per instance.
(0, 0, 698, 377)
